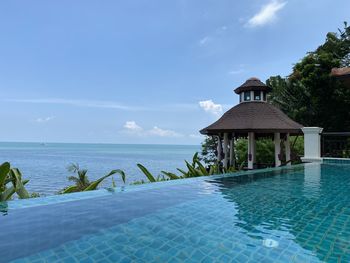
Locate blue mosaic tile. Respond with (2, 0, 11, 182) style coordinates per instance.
(2, 163, 350, 262)
(323, 157, 350, 165)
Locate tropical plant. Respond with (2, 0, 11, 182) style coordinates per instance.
(61, 163, 126, 194)
(65, 164, 90, 191)
(137, 164, 167, 182)
(0, 162, 31, 201)
(136, 152, 237, 184)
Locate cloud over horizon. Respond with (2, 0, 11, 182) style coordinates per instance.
(149, 126, 182, 137)
(123, 121, 182, 138)
(124, 121, 143, 132)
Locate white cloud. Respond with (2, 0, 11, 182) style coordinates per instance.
(149, 126, 182, 138)
(199, 36, 210, 46)
(199, 26, 228, 48)
(36, 116, 55, 123)
(123, 121, 182, 138)
(246, 0, 287, 27)
(199, 100, 223, 116)
(216, 26, 228, 33)
(228, 69, 245, 75)
(123, 121, 143, 132)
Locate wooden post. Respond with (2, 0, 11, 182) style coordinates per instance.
(223, 133, 229, 169)
(285, 133, 291, 166)
(217, 136, 223, 162)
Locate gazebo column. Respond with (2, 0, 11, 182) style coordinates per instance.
(229, 133, 235, 168)
(223, 133, 229, 169)
(217, 136, 223, 162)
(285, 133, 291, 166)
(252, 136, 256, 163)
(274, 133, 281, 167)
(248, 132, 255, 169)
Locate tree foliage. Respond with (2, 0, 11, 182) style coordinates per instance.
(201, 24, 350, 166)
(200, 136, 218, 165)
(267, 22, 350, 131)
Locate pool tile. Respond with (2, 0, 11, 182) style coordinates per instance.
(5, 163, 350, 262)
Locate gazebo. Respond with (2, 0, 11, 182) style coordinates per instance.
(200, 78, 303, 169)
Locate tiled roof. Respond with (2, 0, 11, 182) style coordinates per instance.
(200, 102, 303, 135)
(234, 78, 272, 94)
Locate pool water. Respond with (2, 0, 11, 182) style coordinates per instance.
(1, 163, 350, 262)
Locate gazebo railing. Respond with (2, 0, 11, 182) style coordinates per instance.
(321, 132, 350, 158)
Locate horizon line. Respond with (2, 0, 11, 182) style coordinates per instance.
(0, 140, 201, 147)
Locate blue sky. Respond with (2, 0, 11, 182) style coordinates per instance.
(0, 0, 349, 145)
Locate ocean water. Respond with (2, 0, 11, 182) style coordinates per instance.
(0, 142, 200, 196)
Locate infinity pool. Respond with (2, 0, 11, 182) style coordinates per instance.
(1, 163, 350, 262)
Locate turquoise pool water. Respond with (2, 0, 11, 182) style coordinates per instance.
(1, 163, 350, 262)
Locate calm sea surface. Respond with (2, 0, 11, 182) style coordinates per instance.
(0, 142, 200, 196)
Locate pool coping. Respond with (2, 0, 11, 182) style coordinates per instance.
(322, 157, 350, 164)
(2, 162, 318, 211)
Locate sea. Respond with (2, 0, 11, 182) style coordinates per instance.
(0, 142, 200, 196)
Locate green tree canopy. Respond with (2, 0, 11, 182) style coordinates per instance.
(267, 22, 350, 131)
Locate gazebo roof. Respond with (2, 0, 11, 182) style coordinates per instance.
(200, 101, 303, 136)
(234, 77, 272, 94)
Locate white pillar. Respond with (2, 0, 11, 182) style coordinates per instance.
(230, 135, 235, 168)
(248, 132, 255, 169)
(223, 133, 229, 169)
(285, 133, 291, 166)
(274, 133, 281, 167)
(217, 136, 222, 161)
(301, 127, 324, 162)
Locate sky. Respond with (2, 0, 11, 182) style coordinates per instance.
(0, 0, 349, 145)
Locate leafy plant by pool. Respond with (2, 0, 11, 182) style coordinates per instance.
(61, 163, 126, 193)
(0, 162, 31, 201)
(0, 151, 239, 199)
(135, 152, 237, 184)
(0, 161, 128, 199)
